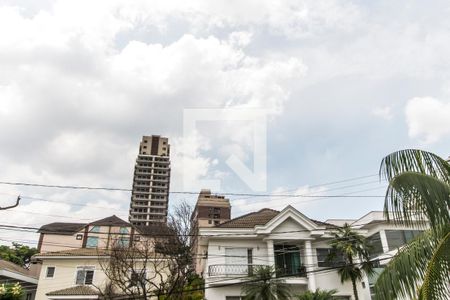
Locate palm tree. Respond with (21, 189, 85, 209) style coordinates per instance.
(241, 265, 291, 300)
(374, 149, 450, 300)
(329, 224, 374, 300)
(296, 288, 337, 300)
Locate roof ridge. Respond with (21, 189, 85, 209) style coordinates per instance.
(216, 208, 280, 228)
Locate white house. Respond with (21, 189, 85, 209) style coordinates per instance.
(198, 206, 425, 300)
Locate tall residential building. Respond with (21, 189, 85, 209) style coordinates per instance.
(191, 189, 231, 228)
(129, 135, 171, 225)
(191, 189, 231, 274)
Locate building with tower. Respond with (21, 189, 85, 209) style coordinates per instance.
(191, 189, 231, 274)
(129, 135, 171, 225)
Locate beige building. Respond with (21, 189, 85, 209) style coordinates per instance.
(191, 189, 231, 228)
(191, 189, 231, 275)
(129, 135, 171, 225)
(34, 215, 171, 300)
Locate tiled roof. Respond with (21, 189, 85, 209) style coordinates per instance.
(310, 219, 339, 229)
(35, 248, 161, 258)
(46, 286, 99, 296)
(90, 215, 130, 227)
(134, 223, 174, 236)
(216, 208, 338, 229)
(216, 208, 280, 228)
(35, 248, 110, 257)
(0, 259, 37, 279)
(38, 222, 86, 235)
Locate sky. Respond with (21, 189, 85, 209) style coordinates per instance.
(0, 0, 450, 246)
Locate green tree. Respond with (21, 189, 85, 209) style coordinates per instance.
(0, 243, 38, 267)
(329, 224, 374, 300)
(295, 288, 337, 300)
(374, 149, 450, 300)
(0, 282, 24, 300)
(241, 266, 291, 300)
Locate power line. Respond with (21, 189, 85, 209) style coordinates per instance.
(0, 179, 386, 198)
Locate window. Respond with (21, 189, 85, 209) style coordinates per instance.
(118, 237, 130, 247)
(275, 244, 304, 277)
(225, 248, 251, 275)
(76, 234, 83, 240)
(86, 236, 99, 248)
(386, 230, 423, 250)
(316, 248, 345, 268)
(76, 267, 95, 285)
(90, 226, 100, 233)
(129, 269, 146, 287)
(46, 266, 55, 278)
(26, 293, 32, 300)
(120, 227, 129, 234)
(367, 232, 384, 257)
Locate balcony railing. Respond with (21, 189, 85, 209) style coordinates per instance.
(208, 264, 307, 278)
(208, 264, 265, 277)
(276, 265, 307, 278)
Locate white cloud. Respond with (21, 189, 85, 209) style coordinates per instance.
(232, 185, 328, 216)
(405, 97, 450, 144)
(372, 106, 393, 120)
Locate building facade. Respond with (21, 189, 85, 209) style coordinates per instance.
(34, 215, 171, 300)
(129, 135, 171, 225)
(191, 189, 231, 274)
(191, 189, 231, 228)
(198, 206, 425, 300)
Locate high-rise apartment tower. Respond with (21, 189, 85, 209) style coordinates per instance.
(129, 136, 170, 225)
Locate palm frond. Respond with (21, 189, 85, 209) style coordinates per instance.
(380, 149, 450, 183)
(384, 172, 450, 228)
(374, 227, 449, 300)
(419, 231, 450, 300)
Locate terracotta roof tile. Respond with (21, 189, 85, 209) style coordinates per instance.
(35, 248, 110, 257)
(216, 208, 279, 228)
(216, 208, 338, 229)
(90, 215, 130, 227)
(38, 222, 86, 235)
(46, 286, 99, 296)
(0, 260, 37, 278)
(134, 223, 174, 236)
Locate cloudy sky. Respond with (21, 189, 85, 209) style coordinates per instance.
(1, 0, 450, 245)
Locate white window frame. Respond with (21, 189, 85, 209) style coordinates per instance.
(75, 266, 95, 285)
(45, 266, 56, 278)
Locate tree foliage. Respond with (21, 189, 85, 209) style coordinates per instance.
(0, 243, 38, 267)
(99, 201, 199, 300)
(329, 224, 374, 300)
(374, 149, 450, 300)
(241, 265, 291, 300)
(295, 288, 337, 300)
(0, 283, 24, 300)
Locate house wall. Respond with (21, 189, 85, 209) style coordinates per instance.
(35, 257, 168, 300)
(39, 233, 83, 253)
(206, 238, 269, 270)
(35, 258, 109, 300)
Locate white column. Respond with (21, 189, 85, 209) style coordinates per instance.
(304, 240, 316, 290)
(379, 230, 389, 253)
(266, 240, 275, 268)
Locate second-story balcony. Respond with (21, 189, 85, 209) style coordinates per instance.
(208, 264, 307, 278)
(208, 264, 266, 277)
